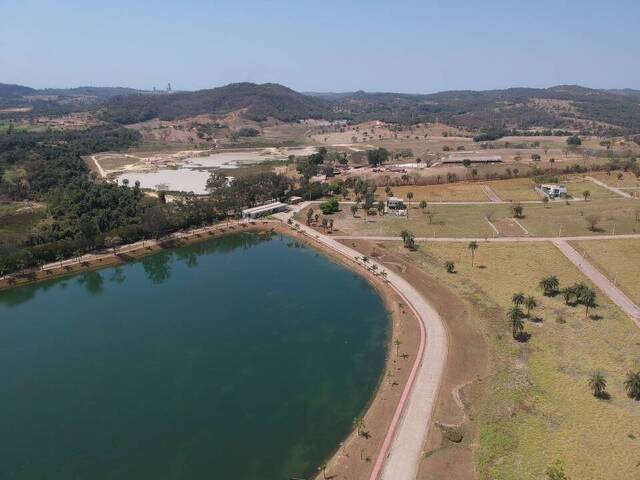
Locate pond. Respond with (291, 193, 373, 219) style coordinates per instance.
(0, 232, 388, 479)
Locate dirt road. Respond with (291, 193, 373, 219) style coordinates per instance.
(552, 239, 640, 325)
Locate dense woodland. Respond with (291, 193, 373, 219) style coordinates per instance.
(0, 125, 304, 275)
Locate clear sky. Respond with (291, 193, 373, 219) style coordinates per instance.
(1, 0, 638, 93)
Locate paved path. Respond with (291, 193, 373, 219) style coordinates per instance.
(586, 176, 633, 198)
(330, 233, 640, 242)
(283, 211, 448, 480)
(481, 184, 502, 202)
(552, 239, 640, 325)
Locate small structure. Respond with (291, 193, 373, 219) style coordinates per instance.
(387, 197, 406, 210)
(441, 155, 503, 165)
(538, 184, 568, 199)
(288, 196, 303, 205)
(241, 202, 288, 219)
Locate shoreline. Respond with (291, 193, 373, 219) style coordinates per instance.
(0, 220, 423, 480)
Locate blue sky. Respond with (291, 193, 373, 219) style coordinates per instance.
(1, 0, 638, 93)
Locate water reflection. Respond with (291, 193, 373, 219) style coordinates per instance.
(77, 271, 104, 296)
(141, 251, 172, 285)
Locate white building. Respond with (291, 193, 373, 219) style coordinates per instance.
(539, 184, 568, 198)
(387, 197, 406, 210)
(241, 202, 288, 219)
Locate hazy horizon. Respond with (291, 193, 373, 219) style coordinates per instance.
(2, 0, 639, 93)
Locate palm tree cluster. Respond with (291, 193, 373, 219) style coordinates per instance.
(562, 282, 598, 317)
(508, 292, 539, 339)
(585, 370, 640, 401)
(538, 276, 560, 296)
(400, 230, 416, 250)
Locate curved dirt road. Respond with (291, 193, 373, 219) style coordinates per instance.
(287, 217, 448, 480)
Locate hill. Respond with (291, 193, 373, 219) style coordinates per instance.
(320, 85, 640, 134)
(38, 86, 147, 98)
(0, 83, 36, 98)
(101, 83, 334, 124)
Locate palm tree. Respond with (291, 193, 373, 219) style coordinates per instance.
(588, 372, 607, 398)
(583, 190, 591, 201)
(445, 261, 455, 273)
(525, 296, 537, 318)
(350, 204, 358, 217)
(352, 416, 366, 436)
(625, 371, 640, 400)
(306, 207, 314, 225)
(512, 292, 526, 307)
(377, 201, 385, 216)
(581, 289, 597, 318)
(539, 276, 560, 296)
(394, 339, 402, 357)
(419, 200, 427, 211)
(406, 192, 414, 217)
(318, 462, 328, 480)
(400, 230, 416, 250)
(468, 241, 478, 267)
(507, 306, 525, 339)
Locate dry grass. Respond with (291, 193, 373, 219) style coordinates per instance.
(383, 241, 640, 480)
(485, 178, 540, 201)
(373, 184, 490, 203)
(296, 204, 507, 238)
(519, 199, 640, 236)
(588, 171, 640, 188)
(570, 239, 640, 304)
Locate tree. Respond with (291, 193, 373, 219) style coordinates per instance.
(539, 276, 560, 296)
(318, 463, 328, 480)
(353, 416, 367, 436)
(512, 292, 526, 307)
(585, 214, 601, 232)
(566, 135, 582, 146)
(468, 241, 478, 267)
(319, 198, 339, 214)
(406, 191, 414, 203)
(545, 459, 569, 480)
(445, 261, 456, 273)
(507, 306, 525, 339)
(206, 171, 228, 192)
(400, 230, 416, 250)
(582, 190, 591, 201)
(525, 295, 537, 318)
(511, 202, 524, 218)
(394, 339, 402, 357)
(624, 371, 640, 400)
(306, 207, 314, 225)
(581, 288, 597, 318)
(350, 204, 358, 217)
(367, 148, 390, 166)
(419, 200, 427, 211)
(377, 201, 385, 216)
(588, 372, 607, 398)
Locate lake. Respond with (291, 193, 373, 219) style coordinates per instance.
(0, 232, 388, 479)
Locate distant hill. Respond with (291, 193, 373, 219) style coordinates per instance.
(0, 83, 36, 98)
(315, 85, 640, 134)
(100, 82, 333, 124)
(38, 86, 147, 98)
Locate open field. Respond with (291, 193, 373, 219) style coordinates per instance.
(373, 183, 491, 202)
(485, 178, 540, 201)
(380, 241, 640, 480)
(570, 239, 640, 305)
(519, 199, 640, 236)
(297, 204, 507, 238)
(0, 203, 46, 250)
(299, 198, 640, 238)
(588, 171, 640, 188)
(564, 176, 619, 199)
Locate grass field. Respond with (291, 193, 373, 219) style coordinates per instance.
(485, 178, 540, 201)
(564, 176, 618, 199)
(299, 199, 640, 238)
(519, 199, 640, 236)
(0, 204, 47, 250)
(383, 242, 640, 480)
(297, 204, 509, 238)
(588, 171, 640, 188)
(373, 183, 490, 202)
(570, 239, 640, 304)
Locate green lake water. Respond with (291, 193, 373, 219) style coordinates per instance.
(0, 232, 388, 480)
